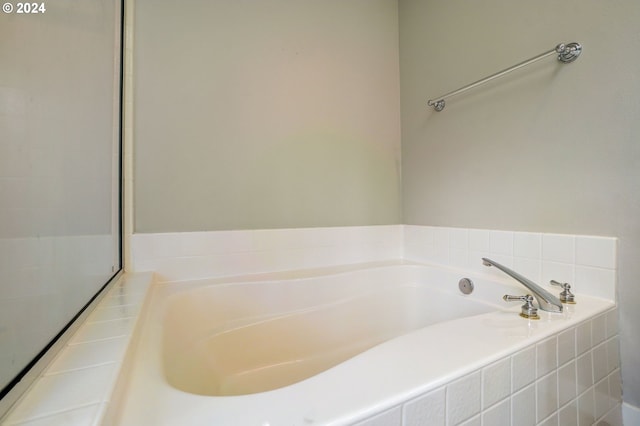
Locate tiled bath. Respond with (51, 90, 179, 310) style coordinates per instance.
(1, 225, 621, 425)
(354, 308, 622, 426)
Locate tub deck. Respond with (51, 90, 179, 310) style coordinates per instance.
(112, 261, 615, 426)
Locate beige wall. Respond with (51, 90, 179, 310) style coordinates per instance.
(399, 0, 640, 409)
(133, 0, 401, 232)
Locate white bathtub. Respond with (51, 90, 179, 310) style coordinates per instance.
(162, 264, 501, 397)
(112, 260, 616, 425)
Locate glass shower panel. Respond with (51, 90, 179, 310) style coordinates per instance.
(0, 1, 121, 395)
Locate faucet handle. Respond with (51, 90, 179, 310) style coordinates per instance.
(503, 294, 540, 320)
(550, 280, 576, 304)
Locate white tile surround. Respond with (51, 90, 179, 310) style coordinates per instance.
(354, 307, 622, 426)
(1, 273, 152, 426)
(2, 225, 622, 425)
(403, 226, 617, 302)
(129, 225, 404, 282)
(129, 225, 617, 302)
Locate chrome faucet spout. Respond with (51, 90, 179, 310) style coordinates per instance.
(482, 257, 563, 313)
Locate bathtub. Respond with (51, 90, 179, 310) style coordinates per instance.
(111, 260, 617, 425)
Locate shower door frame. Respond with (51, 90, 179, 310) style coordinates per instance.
(0, 0, 125, 417)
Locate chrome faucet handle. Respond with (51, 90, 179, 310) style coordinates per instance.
(503, 294, 540, 320)
(550, 280, 576, 304)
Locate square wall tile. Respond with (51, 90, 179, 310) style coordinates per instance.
(482, 398, 510, 426)
(592, 314, 607, 346)
(46, 337, 127, 374)
(558, 327, 576, 366)
(4, 364, 116, 423)
(607, 337, 620, 373)
(609, 370, 622, 402)
(594, 378, 611, 420)
(576, 321, 592, 356)
(575, 236, 616, 269)
(592, 343, 609, 383)
(449, 228, 469, 249)
(538, 414, 559, 426)
(558, 361, 577, 407)
(458, 414, 481, 426)
(403, 242, 433, 264)
(403, 387, 445, 426)
(180, 230, 252, 256)
(600, 403, 623, 426)
(513, 232, 541, 259)
(446, 371, 481, 425)
(576, 351, 594, 394)
(606, 308, 619, 339)
(129, 233, 176, 260)
(575, 266, 616, 301)
(469, 229, 490, 252)
(404, 225, 436, 246)
(252, 228, 305, 251)
(559, 400, 578, 426)
(512, 384, 536, 426)
(353, 406, 401, 426)
(512, 345, 536, 392)
(537, 372, 558, 422)
(577, 388, 595, 426)
(542, 234, 575, 263)
(537, 337, 558, 378)
(483, 358, 511, 409)
(541, 261, 574, 289)
(489, 230, 513, 255)
(450, 248, 470, 269)
(70, 318, 135, 344)
(89, 304, 140, 322)
(432, 227, 450, 251)
(3, 404, 102, 426)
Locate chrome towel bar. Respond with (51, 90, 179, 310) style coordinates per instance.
(427, 42, 582, 112)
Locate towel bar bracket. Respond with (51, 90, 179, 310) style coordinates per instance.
(557, 42, 582, 63)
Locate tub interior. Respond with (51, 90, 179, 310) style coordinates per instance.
(162, 266, 501, 396)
